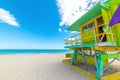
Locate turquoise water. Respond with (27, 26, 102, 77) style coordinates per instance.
(0, 49, 72, 55)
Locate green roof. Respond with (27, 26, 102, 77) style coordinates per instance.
(67, 3, 109, 31)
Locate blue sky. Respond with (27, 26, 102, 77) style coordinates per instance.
(0, 0, 107, 49)
(0, 0, 70, 49)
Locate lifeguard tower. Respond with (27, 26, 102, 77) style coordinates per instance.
(63, 0, 120, 80)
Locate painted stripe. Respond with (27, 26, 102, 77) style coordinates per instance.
(62, 59, 96, 80)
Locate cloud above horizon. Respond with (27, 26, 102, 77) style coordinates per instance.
(57, 0, 98, 27)
(58, 28, 62, 32)
(0, 8, 19, 27)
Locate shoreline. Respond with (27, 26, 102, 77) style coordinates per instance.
(0, 53, 68, 56)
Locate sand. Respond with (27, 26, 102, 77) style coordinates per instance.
(0, 54, 90, 80)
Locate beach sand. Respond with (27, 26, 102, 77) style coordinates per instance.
(0, 54, 90, 80)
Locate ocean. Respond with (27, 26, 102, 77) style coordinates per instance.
(0, 49, 72, 55)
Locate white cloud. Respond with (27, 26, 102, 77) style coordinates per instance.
(64, 30, 67, 32)
(71, 31, 79, 34)
(58, 28, 62, 32)
(57, 0, 98, 26)
(0, 8, 19, 27)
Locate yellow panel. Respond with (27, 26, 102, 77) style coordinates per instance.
(101, 72, 120, 80)
(66, 53, 73, 58)
(70, 48, 91, 50)
(91, 46, 120, 51)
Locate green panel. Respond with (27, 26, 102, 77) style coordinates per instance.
(101, 53, 120, 60)
(107, 35, 113, 42)
(82, 30, 95, 44)
(67, 3, 109, 31)
(114, 24, 120, 46)
(101, 8, 109, 25)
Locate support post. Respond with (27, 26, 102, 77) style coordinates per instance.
(70, 50, 77, 65)
(94, 52, 98, 70)
(96, 51, 103, 79)
(81, 48, 85, 63)
(93, 22, 97, 46)
(110, 27, 115, 46)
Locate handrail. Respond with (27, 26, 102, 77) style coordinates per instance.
(82, 32, 115, 40)
(64, 33, 82, 46)
(64, 33, 80, 40)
